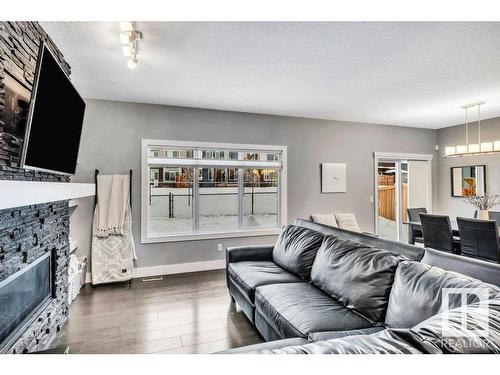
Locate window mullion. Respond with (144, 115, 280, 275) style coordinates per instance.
(193, 167, 199, 232)
(238, 168, 244, 230)
(277, 169, 282, 227)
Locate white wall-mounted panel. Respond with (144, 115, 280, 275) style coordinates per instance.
(321, 163, 347, 193)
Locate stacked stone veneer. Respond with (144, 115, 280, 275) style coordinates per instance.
(0, 201, 70, 353)
(0, 22, 72, 353)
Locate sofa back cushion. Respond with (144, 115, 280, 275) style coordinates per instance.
(408, 296, 500, 353)
(310, 236, 405, 323)
(294, 218, 424, 261)
(272, 225, 324, 280)
(421, 247, 500, 287)
(385, 260, 499, 328)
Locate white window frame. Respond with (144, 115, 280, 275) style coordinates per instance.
(141, 139, 287, 243)
(373, 152, 433, 240)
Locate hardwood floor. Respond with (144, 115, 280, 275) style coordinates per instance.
(52, 269, 264, 354)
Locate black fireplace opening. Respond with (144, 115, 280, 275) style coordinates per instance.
(0, 251, 54, 352)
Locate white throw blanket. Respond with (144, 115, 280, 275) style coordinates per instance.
(94, 174, 130, 237)
(92, 205, 137, 285)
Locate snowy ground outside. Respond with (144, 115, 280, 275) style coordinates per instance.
(149, 214, 413, 242)
(149, 214, 278, 235)
(377, 216, 409, 242)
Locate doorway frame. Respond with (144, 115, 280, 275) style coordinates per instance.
(373, 152, 433, 240)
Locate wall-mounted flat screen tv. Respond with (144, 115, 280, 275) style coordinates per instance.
(21, 41, 86, 175)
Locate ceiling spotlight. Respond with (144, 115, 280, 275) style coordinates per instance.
(127, 57, 138, 70)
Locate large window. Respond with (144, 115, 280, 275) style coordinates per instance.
(142, 140, 287, 242)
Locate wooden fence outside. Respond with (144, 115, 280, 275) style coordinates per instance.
(378, 183, 408, 221)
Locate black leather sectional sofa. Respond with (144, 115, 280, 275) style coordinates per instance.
(224, 219, 500, 354)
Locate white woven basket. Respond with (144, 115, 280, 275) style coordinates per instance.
(68, 256, 88, 305)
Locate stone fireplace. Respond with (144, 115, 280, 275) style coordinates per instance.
(0, 250, 53, 352)
(0, 201, 70, 353)
(0, 22, 73, 353)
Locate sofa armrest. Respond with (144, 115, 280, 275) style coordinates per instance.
(225, 245, 275, 290)
(226, 244, 274, 266)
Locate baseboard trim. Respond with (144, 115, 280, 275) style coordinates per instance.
(84, 259, 225, 283)
(134, 259, 226, 278)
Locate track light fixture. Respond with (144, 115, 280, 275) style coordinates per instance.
(120, 21, 142, 69)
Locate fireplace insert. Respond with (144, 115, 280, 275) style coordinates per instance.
(0, 251, 53, 352)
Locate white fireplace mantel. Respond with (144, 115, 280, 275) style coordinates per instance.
(0, 180, 95, 210)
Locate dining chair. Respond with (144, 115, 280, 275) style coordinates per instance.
(406, 208, 427, 244)
(489, 211, 500, 227)
(457, 217, 500, 263)
(407, 207, 427, 222)
(420, 214, 461, 254)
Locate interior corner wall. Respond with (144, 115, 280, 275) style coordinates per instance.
(436, 117, 500, 217)
(72, 99, 437, 270)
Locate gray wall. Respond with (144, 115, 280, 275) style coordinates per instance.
(437, 117, 500, 217)
(72, 99, 437, 269)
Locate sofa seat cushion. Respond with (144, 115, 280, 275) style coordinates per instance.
(227, 261, 303, 303)
(311, 236, 405, 323)
(308, 326, 385, 341)
(265, 329, 431, 354)
(272, 225, 324, 280)
(255, 283, 374, 339)
(385, 260, 500, 329)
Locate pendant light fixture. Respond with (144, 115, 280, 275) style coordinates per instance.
(444, 101, 500, 157)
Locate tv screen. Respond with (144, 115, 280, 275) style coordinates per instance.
(21, 42, 86, 175)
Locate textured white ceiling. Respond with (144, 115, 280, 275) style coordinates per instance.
(41, 22, 500, 129)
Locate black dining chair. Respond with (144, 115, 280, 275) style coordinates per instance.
(420, 214, 461, 254)
(489, 211, 500, 227)
(457, 217, 500, 263)
(406, 208, 427, 245)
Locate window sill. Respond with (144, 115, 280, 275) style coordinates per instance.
(141, 228, 282, 244)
